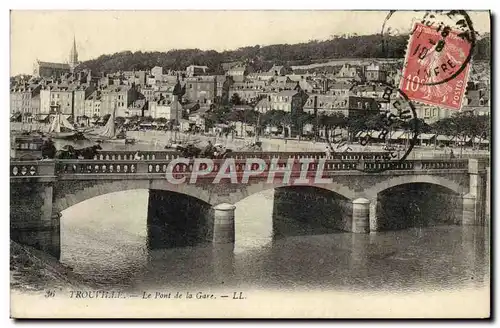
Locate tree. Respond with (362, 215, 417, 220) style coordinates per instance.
(115, 116, 126, 127)
(141, 116, 154, 123)
(407, 118, 431, 134)
(345, 115, 368, 141)
(430, 111, 491, 154)
(230, 93, 242, 106)
(242, 109, 259, 125)
(260, 110, 292, 136)
(155, 117, 168, 124)
(226, 110, 243, 123)
(73, 34, 489, 75)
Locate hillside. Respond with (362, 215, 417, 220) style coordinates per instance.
(76, 34, 490, 75)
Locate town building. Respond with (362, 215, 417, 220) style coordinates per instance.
(255, 97, 271, 113)
(149, 98, 182, 120)
(38, 81, 95, 119)
(328, 82, 351, 96)
(84, 90, 102, 118)
(10, 83, 42, 122)
(188, 107, 209, 131)
(99, 84, 139, 117)
(127, 99, 147, 117)
(346, 96, 380, 120)
(141, 85, 156, 103)
(229, 80, 266, 104)
(269, 76, 297, 91)
(303, 94, 349, 115)
(186, 65, 209, 77)
(226, 65, 247, 82)
(33, 35, 80, 78)
(184, 76, 217, 105)
(335, 64, 365, 83)
(364, 63, 387, 82)
(33, 61, 71, 79)
(268, 64, 293, 76)
(123, 70, 147, 86)
(464, 82, 490, 107)
(151, 66, 163, 79)
(247, 71, 275, 82)
(214, 75, 225, 99)
(350, 84, 387, 98)
(270, 89, 308, 113)
(416, 105, 452, 123)
(153, 85, 175, 104)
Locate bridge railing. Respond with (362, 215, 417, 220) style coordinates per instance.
(93, 151, 180, 161)
(55, 160, 141, 175)
(92, 150, 392, 161)
(11, 158, 472, 178)
(10, 160, 55, 177)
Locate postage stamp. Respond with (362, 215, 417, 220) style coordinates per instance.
(399, 22, 473, 110)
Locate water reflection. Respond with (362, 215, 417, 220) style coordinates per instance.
(60, 189, 489, 292)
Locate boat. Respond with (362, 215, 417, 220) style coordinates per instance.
(85, 104, 135, 144)
(47, 112, 82, 140)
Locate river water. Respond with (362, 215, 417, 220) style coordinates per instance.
(59, 188, 490, 293)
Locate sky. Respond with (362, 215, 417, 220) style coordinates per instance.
(10, 10, 491, 75)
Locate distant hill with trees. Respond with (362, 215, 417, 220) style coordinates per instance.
(76, 34, 490, 75)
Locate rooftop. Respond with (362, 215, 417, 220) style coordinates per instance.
(37, 61, 71, 70)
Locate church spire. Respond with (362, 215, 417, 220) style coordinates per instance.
(69, 35, 78, 69)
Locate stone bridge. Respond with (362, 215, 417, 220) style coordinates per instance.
(10, 151, 490, 260)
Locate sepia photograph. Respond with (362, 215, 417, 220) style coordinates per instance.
(8, 9, 491, 319)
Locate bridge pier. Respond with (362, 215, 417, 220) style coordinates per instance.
(352, 198, 370, 233)
(464, 159, 488, 226)
(462, 193, 480, 226)
(213, 203, 236, 246)
(47, 212, 61, 259)
(369, 197, 378, 233)
(10, 181, 61, 259)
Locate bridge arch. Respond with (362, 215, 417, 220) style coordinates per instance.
(363, 174, 466, 200)
(228, 180, 357, 205)
(53, 179, 358, 214)
(53, 179, 215, 213)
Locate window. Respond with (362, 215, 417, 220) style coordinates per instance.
(433, 108, 438, 117)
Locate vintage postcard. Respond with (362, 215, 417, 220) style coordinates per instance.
(9, 10, 491, 318)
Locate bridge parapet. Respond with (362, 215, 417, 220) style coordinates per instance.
(93, 150, 392, 161)
(10, 160, 55, 178)
(94, 151, 179, 161)
(10, 158, 471, 180)
(55, 160, 142, 175)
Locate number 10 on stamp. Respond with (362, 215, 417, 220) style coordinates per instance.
(400, 22, 472, 110)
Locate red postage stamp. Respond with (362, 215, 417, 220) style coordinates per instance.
(399, 22, 473, 110)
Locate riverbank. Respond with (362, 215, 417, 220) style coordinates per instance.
(126, 130, 490, 159)
(10, 240, 84, 293)
(11, 123, 490, 158)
